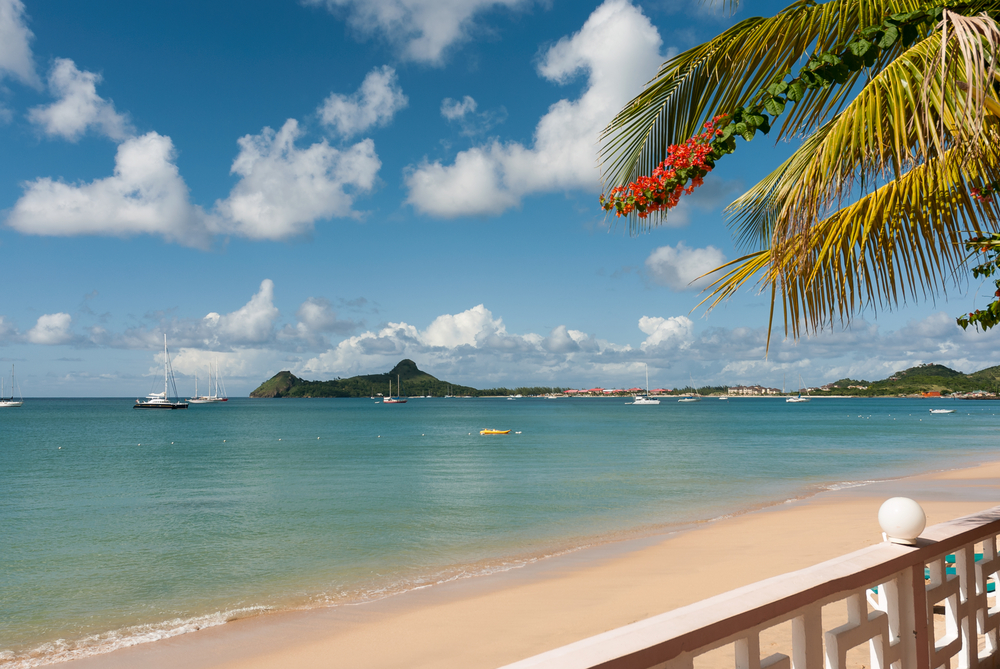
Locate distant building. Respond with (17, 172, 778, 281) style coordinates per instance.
(728, 385, 781, 396)
(921, 391, 942, 398)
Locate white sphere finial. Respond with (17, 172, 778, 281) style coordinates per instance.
(878, 497, 926, 545)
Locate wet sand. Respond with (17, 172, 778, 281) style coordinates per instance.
(65, 460, 1000, 669)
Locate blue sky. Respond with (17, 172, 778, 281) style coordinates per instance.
(1, 0, 997, 397)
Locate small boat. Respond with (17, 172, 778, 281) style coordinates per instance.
(929, 409, 955, 414)
(383, 375, 407, 404)
(677, 396, 701, 403)
(480, 429, 510, 435)
(0, 364, 23, 407)
(786, 374, 811, 403)
(135, 335, 189, 409)
(630, 364, 660, 405)
(718, 396, 729, 400)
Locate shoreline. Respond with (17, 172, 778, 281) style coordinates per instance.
(45, 455, 1000, 669)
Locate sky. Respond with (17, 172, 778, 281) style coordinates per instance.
(1, 0, 998, 397)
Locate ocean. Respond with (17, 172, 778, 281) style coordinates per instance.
(1, 396, 997, 666)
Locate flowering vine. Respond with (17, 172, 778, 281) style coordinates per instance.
(601, 7, 947, 221)
(600, 116, 730, 218)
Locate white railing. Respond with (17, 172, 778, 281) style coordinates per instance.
(502, 506, 1000, 669)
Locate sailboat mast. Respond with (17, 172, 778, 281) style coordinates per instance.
(163, 334, 168, 398)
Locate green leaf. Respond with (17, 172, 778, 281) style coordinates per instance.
(786, 80, 807, 102)
(900, 23, 919, 47)
(848, 38, 872, 57)
(766, 81, 789, 96)
(877, 24, 899, 49)
(764, 97, 786, 116)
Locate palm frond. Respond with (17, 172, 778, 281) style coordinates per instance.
(729, 23, 1000, 255)
(702, 134, 1000, 339)
(600, 0, 936, 198)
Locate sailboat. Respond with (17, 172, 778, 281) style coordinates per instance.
(0, 364, 23, 407)
(383, 375, 407, 404)
(134, 335, 189, 409)
(786, 374, 811, 403)
(678, 374, 701, 402)
(630, 364, 660, 405)
(188, 359, 228, 404)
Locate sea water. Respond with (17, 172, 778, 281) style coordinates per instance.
(1, 396, 997, 665)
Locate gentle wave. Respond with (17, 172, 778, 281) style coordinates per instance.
(0, 607, 272, 668)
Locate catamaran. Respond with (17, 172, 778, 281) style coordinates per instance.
(135, 335, 189, 409)
(0, 364, 23, 407)
(630, 363, 660, 405)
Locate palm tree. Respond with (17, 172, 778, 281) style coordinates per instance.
(601, 1, 1000, 345)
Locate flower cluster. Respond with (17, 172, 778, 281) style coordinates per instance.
(971, 186, 997, 204)
(600, 116, 728, 219)
(957, 233, 1000, 332)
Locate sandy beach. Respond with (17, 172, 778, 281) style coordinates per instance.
(56, 458, 1000, 669)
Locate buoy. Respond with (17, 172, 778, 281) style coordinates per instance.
(58, 446, 61, 449)
(278, 439, 281, 441)
(378, 435, 381, 438)
(317, 437, 320, 439)
(223, 440, 226, 442)
(138, 443, 141, 446)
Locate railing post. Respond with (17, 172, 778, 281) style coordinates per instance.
(792, 609, 823, 669)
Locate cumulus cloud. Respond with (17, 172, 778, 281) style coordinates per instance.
(638, 315, 694, 351)
(203, 280, 280, 346)
(214, 119, 381, 240)
(304, 0, 531, 64)
(405, 0, 664, 217)
(6, 132, 211, 246)
(441, 95, 477, 120)
(27, 313, 76, 345)
(0, 0, 39, 87)
(28, 58, 133, 141)
(646, 242, 726, 291)
(318, 66, 408, 138)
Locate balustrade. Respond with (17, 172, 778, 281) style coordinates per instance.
(502, 506, 1000, 669)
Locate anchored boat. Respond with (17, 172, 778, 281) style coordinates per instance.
(135, 335, 189, 410)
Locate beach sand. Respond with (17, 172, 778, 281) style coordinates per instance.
(65, 461, 1000, 669)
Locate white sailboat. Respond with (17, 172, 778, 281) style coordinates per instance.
(786, 375, 811, 403)
(630, 364, 660, 405)
(0, 364, 23, 407)
(383, 375, 407, 403)
(188, 359, 228, 404)
(135, 335, 189, 409)
(678, 374, 701, 402)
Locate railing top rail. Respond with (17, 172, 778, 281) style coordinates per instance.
(501, 505, 1000, 669)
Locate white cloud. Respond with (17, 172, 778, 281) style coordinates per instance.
(441, 95, 477, 120)
(638, 315, 694, 351)
(6, 132, 211, 246)
(423, 304, 505, 347)
(0, 0, 39, 87)
(405, 0, 664, 217)
(28, 58, 133, 141)
(645, 242, 726, 291)
(318, 66, 408, 138)
(304, 0, 531, 64)
(203, 280, 280, 346)
(27, 313, 75, 345)
(214, 119, 381, 240)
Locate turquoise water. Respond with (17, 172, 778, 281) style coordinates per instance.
(2, 396, 998, 665)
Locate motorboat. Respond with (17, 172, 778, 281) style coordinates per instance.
(135, 335, 189, 409)
(677, 396, 701, 403)
(929, 409, 955, 414)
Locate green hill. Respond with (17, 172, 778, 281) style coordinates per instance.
(820, 364, 1000, 396)
(249, 360, 560, 398)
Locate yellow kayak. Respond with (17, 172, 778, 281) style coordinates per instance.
(480, 429, 510, 435)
